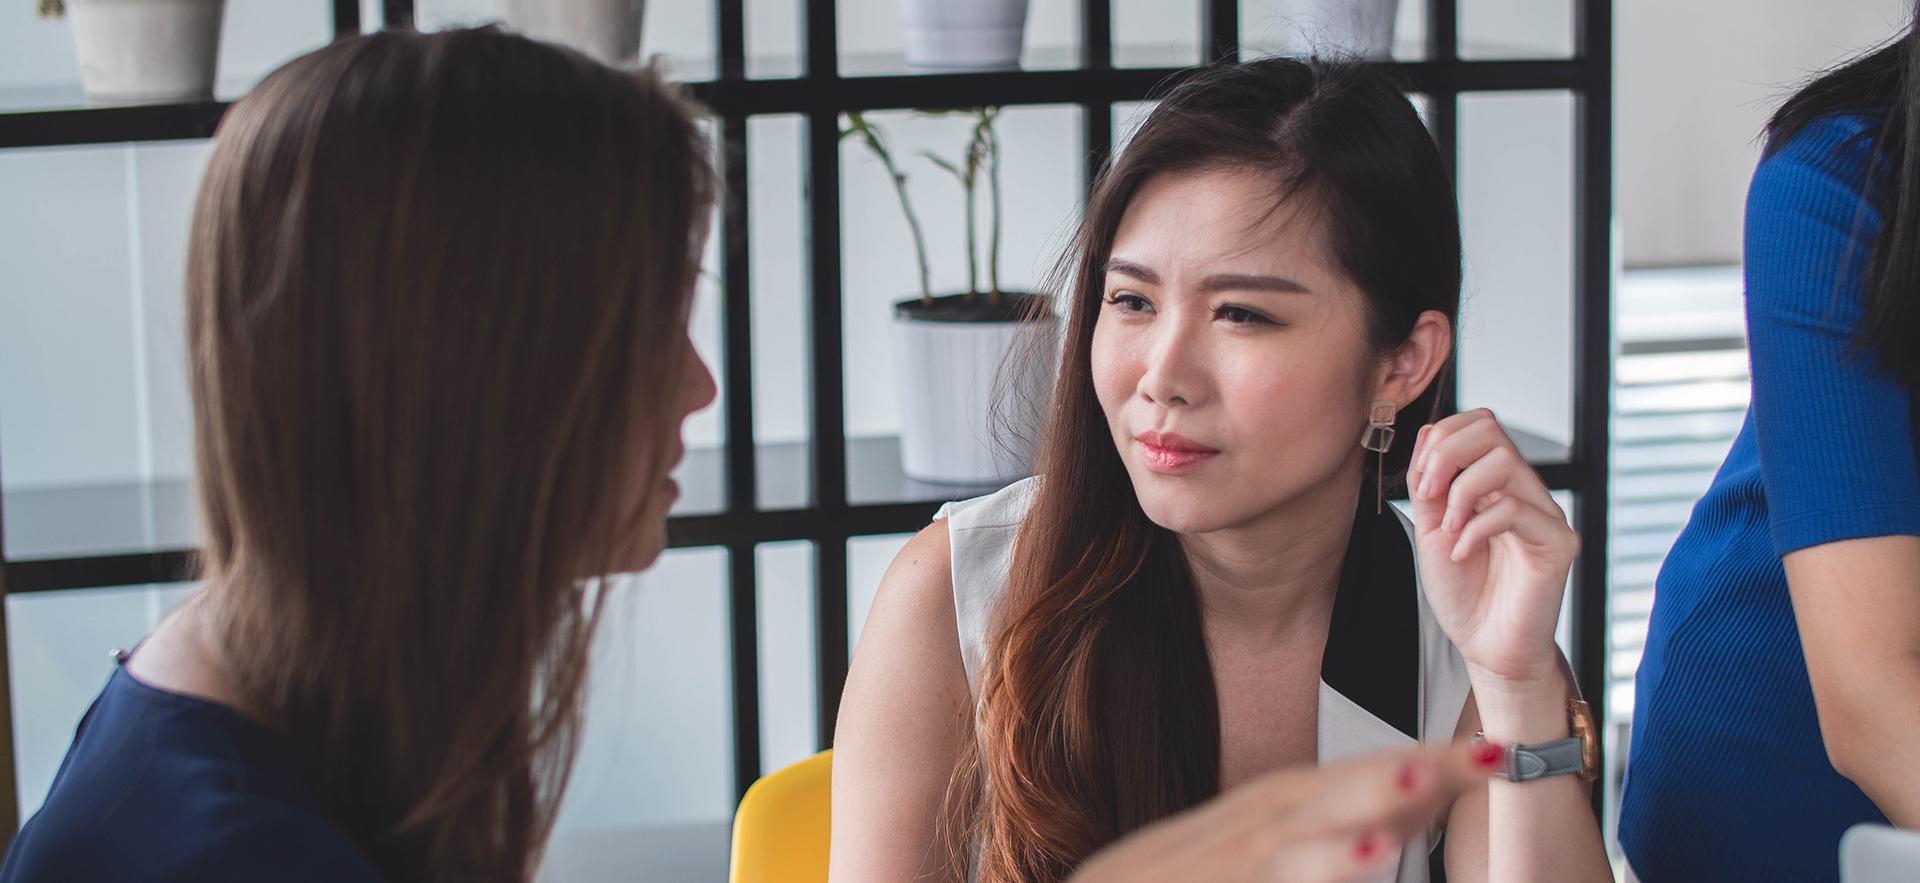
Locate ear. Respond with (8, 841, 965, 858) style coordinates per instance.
(1371, 310, 1453, 411)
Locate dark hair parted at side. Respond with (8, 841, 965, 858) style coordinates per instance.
(1767, 2, 1920, 388)
(953, 58, 1462, 881)
(187, 28, 713, 883)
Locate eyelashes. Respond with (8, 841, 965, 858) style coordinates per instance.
(1101, 292, 1279, 326)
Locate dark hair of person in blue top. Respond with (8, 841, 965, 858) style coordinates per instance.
(1768, 3, 1920, 386)
(0, 26, 718, 883)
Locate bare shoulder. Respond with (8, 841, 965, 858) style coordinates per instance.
(850, 519, 959, 668)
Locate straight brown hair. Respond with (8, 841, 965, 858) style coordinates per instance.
(186, 28, 713, 882)
(952, 58, 1462, 881)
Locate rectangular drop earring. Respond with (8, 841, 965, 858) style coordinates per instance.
(1362, 401, 1398, 515)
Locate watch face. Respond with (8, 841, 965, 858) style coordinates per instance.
(1570, 698, 1599, 783)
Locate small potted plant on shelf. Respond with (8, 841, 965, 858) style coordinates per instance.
(503, 0, 645, 66)
(844, 108, 1056, 486)
(900, 0, 1029, 70)
(37, 0, 227, 103)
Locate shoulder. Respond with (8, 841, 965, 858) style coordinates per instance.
(7, 730, 381, 882)
(178, 794, 385, 882)
(1751, 111, 1883, 218)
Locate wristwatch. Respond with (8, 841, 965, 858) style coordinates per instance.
(1478, 696, 1599, 784)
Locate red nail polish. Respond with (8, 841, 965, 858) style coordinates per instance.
(1397, 760, 1426, 792)
(1474, 742, 1506, 769)
(1354, 831, 1381, 862)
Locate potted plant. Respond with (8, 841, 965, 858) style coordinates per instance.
(899, 0, 1029, 70)
(503, 0, 645, 66)
(844, 109, 1055, 485)
(1271, 0, 1400, 59)
(37, 0, 227, 103)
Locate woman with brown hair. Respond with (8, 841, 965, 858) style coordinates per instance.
(832, 59, 1614, 883)
(0, 28, 714, 883)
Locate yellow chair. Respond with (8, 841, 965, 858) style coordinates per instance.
(730, 750, 832, 883)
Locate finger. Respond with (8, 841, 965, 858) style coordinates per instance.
(1257, 742, 1498, 840)
(1406, 423, 1444, 527)
(1410, 415, 1500, 534)
(1410, 411, 1502, 505)
(1257, 825, 1404, 883)
(1439, 446, 1555, 535)
(1448, 495, 1578, 563)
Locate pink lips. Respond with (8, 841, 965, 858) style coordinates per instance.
(1136, 431, 1220, 475)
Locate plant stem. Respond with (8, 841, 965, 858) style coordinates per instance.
(984, 109, 1004, 304)
(847, 113, 933, 304)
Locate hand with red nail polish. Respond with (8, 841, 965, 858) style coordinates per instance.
(1067, 742, 1497, 883)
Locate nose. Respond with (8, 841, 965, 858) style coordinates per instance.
(1136, 315, 1207, 410)
(682, 337, 718, 417)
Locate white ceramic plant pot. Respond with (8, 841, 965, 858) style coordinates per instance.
(1273, 0, 1400, 60)
(900, 0, 1029, 70)
(68, 0, 226, 103)
(504, 0, 646, 66)
(892, 297, 1055, 485)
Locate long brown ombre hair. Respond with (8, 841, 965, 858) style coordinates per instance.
(955, 58, 1462, 881)
(185, 28, 713, 882)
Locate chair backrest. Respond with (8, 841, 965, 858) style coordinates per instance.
(1842, 824, 1920, 883)
(729, 750, 833, 883)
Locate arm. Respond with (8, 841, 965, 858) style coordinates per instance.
(1742, 121, 1920, 825)
(828, 523, 972, 883)
(1442, 665, 1610, 883)
(1407, 411, 1610, 883)
(1784, 536, 1920, 825)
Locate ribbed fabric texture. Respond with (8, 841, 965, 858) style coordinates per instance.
(1619, 113, 1920, 883)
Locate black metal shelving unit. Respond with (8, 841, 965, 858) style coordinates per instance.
(0, 0, 1613, 844)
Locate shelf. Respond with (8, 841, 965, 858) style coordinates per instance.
(3, 430, 1574, 594)
(0, 56, 1590, 149)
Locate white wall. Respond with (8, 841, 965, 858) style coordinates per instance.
(1619, 0, 1910, 267)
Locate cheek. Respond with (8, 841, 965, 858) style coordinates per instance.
(1218, 354, 1360, 454)
(1088, 322, 1136, 415)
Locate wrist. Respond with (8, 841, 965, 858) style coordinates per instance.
(1467, 667, 1572, 745)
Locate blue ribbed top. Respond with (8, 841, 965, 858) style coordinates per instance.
(1619, 112, 1920, 883)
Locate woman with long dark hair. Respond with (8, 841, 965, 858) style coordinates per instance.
(832, 58, 1612, 883)
(0, 28, 716, 882)
(1621, 7, 1920, 882)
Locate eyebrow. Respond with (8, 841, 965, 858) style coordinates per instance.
(1102, 258, 1311, 295)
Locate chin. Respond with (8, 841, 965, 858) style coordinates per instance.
(1129, 473, 1244, 535)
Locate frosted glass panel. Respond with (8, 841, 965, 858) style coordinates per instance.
(7, 583, 195, 821)
(1456, 91, 1576, 449)
(1460, 0, 1574, 60)
(757, 541, 818, 773)
(547, 546, 732, 878)
(1113, 0, 1201, 68)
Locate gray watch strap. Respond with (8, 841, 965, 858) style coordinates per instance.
(1500, 737, 1586, 781)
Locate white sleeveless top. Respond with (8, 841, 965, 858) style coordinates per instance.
(934, 477, 1473, 883)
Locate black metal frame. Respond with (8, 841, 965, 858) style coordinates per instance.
(0, 0, 1613, 837)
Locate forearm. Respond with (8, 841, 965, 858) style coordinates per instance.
(1472, 677, 1611, 883)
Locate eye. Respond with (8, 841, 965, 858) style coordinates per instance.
(1215, 304, 1276, 326)
(1103, 291, 1153, 313)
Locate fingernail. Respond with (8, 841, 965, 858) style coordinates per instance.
(1474, 741, 1507, 770)
(1449, 541, 1466, 562)
(1353, 830, 1383, 863)
(1418, 475, 1433, 500)
(1396, 759, 1428, 793)
(1441, 511, 1459, 533)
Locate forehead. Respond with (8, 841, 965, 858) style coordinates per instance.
(1109, 167, 1332, 276)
